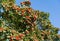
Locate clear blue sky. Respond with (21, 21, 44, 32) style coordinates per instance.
(16, 0, 60, 34)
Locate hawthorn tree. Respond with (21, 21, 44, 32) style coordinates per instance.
(0, 0, 60, 41)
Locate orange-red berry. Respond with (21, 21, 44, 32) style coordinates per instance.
(15, 36, 20, 40)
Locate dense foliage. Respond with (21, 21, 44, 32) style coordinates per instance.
(0, 0, 60, 41)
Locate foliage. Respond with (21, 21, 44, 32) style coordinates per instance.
(0, 0, 60, 41)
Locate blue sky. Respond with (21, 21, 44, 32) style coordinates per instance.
(16, 0, 60, 33)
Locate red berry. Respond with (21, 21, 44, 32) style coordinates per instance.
(19, 33, 25, 38)
(33, 15, 37, 20)
(21, 13, 24, 16)
(0, 28, 4, 32)
(16, 7, 20, 11)
(15, 36, 20, 40)
(10, 39, 13, 41)
(10, 36, 15, 40)
(26, 16, 31, 20)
